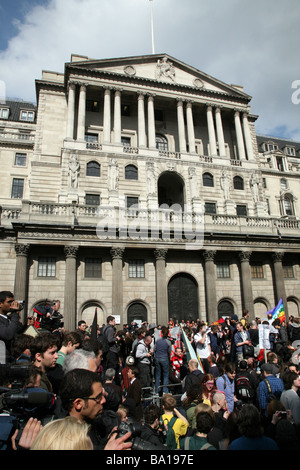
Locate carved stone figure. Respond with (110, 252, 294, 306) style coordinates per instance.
(146, 162, 156, 196)
(109, 158, 119, 191)
(156, 57, 176, 82)
(220, 170, 230, 200)
(68, 154, 80, 189)
(250, 174, 260, 202)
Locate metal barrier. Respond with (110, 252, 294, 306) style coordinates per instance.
(141, 383, 183, 412)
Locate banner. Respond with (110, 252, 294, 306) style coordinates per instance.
(181, 328, 204, 373)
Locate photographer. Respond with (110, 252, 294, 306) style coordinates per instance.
(0, 291, 24, 362)
(33, 300, 63, 333)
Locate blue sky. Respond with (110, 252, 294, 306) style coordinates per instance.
(0, 0, 299, 140)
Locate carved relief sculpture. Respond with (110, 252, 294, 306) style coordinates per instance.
(68, 154, 80, 189)
(220, 170, 231, 201)
(156, 57, 176, 82)
(109, 158, 119, 191)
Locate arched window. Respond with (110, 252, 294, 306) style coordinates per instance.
(284, 194, 294, 216)
(218, 300, 234, 319)
(202, 172, 214, 187)
(233, 175, 244, 190)
(156, 134, 168, 151)
(86, 161, 100, 177)
(125, 164, 138, 180)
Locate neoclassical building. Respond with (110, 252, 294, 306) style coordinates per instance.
(0, 53, 299, 329)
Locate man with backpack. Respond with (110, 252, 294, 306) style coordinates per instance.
(235, 360, 256, 404)
(160, 394, 188, 449)
(257, 363, 284, 416)
(101, 316, 120, 384)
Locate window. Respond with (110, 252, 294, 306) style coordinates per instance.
(85, 258, 102, 278)
(126, 196, 139, 209)
(264, 143, 278, 152)
(233, 176, 244, 190)
(280, 178, 287, 190)
(217, 262, 230, 278)
(20, 110, 34, 121)
(285, 146, 296, 156)
(14, 153, 27, 166)
(129, 260, 145, 278)
(284, 195, 294, 216)
(155, 110, 164, 121)
(156, 134, 168, 151)
(251, 264, 264, 279)
(86, 100, 100, 112)
(204, 202, 216, 214)
(85, 194, 100, 206)
(276, 157, 285, 172)
(85, 133, 98, 142)
(86, 161, 100, 177)
(121, 136, 131, 147)
(125, 164, 138, 180)
(236, 205, 247, 216)
(38, 257, 56, 277)
(0, 108, 9, 119)
(283, 265, 294, 278)
(202, 172, 214, 187)
(11, 178, 24, 199)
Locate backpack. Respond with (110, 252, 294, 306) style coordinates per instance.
(131, 340, 144, 362)
(97, 326, 110, 354)
(164, 416, 178, 450)
(235, 373, 254, 401)
(184, 437, 213, 450)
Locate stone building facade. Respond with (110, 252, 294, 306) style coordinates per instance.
(0, 53, 299, 329)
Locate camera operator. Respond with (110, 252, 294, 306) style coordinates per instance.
(33, 299, 63, 334)
(59, 368, 132, 450)
(0, 291, 24, 363)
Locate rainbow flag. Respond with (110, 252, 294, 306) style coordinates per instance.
(269, 298, 285, 323)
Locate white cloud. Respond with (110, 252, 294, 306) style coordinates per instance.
(0, 0, 299, 139)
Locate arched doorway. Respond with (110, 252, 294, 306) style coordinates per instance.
(158, 171, 185, 209)
(127, 302, 147, 326)
(80, 302, 105, 328)
(218, 300, 234, 319)
(168, 273, 198, 323)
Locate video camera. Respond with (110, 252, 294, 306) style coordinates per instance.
(115, 418, 162, 451)
(0, 363, 55, 450)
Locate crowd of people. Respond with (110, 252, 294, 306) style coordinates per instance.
(1, 289, 300, 451)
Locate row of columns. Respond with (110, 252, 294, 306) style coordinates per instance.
(14, 243, 288, 328)
(66, 82, 255, 160)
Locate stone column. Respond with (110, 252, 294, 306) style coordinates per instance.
(64, 245, 78, 330)
(110, 247, 124, 321)
(154, 248, 168, 326)
(272, 252, 288, 314)
(186, 102, 196, 153)
(242, 112, 255, 160)
(14, 243, 30, 321)
(103, 87, 111, 144)
(203, 250, 217, 324)
(77, 84, 87, 141)
(113, 89, 121, 144)
(206, 105, 217, 156)
(215, 107, 226, 157)
(66, 82, 76, 140)
(177, 99, 187, 153)
(238, 251, 254, 318)
(137, 93, 147, 148)
(234, 110, 246, 160)
(147, 94, 156, 149)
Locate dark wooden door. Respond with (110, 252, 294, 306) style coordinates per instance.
(168, 273, 198, 323)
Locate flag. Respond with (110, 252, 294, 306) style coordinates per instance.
(90, 308, 98, 340)
(269, 298, 285, 323)
(181, 328, 204, 373)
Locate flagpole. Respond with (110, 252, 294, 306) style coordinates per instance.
(149, 0, 155, 54)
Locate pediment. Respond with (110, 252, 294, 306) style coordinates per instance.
(67, 53, 250, 99)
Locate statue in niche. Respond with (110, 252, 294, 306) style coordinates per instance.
(109, 158, 119, 191)
(188, 167, 199, 199)
(68, 154, 80, 189)
(146, 162, 156, 196)
(156, 57, 176, 82)
(250, 174, 260, 202)
(220, 170, 230, 201)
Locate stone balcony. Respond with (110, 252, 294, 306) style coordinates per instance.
(1, 201, 299, 245)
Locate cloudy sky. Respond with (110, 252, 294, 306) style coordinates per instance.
(0, 0, 299, 140)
